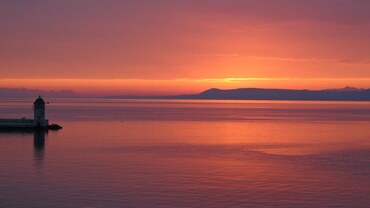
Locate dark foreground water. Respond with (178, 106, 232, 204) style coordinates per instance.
(0, 99, 369, 208)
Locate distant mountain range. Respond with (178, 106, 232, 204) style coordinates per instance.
(1, 86, 369, 101)
(108, 87, 370, 101)
(0, 87, 79, 98)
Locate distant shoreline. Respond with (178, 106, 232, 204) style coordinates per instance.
(104, 97, 370, 102)
(106, 87, 370, 101)
(1, 86, 369, 101)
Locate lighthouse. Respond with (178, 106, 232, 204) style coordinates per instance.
(0, 96, 61, 130)
(34, 96, 48, 127)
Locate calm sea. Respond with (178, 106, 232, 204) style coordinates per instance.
(0, 99, 369, 208)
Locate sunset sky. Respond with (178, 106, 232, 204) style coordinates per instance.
(1, 0, 369, 95)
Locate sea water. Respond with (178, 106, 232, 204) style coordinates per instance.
(0, 99, 369, 207)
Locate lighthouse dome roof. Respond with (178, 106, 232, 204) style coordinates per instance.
(34, 96, 45, 104)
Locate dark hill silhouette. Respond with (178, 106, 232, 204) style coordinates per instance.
(322, 86, 366, 92)
(108, 87, 370, 101)
(188, 88, 370, 101)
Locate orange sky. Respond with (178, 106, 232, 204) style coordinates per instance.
(0, 1, 369, 95)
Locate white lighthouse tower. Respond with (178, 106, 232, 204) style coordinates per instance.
(34, 96, 48, 127)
